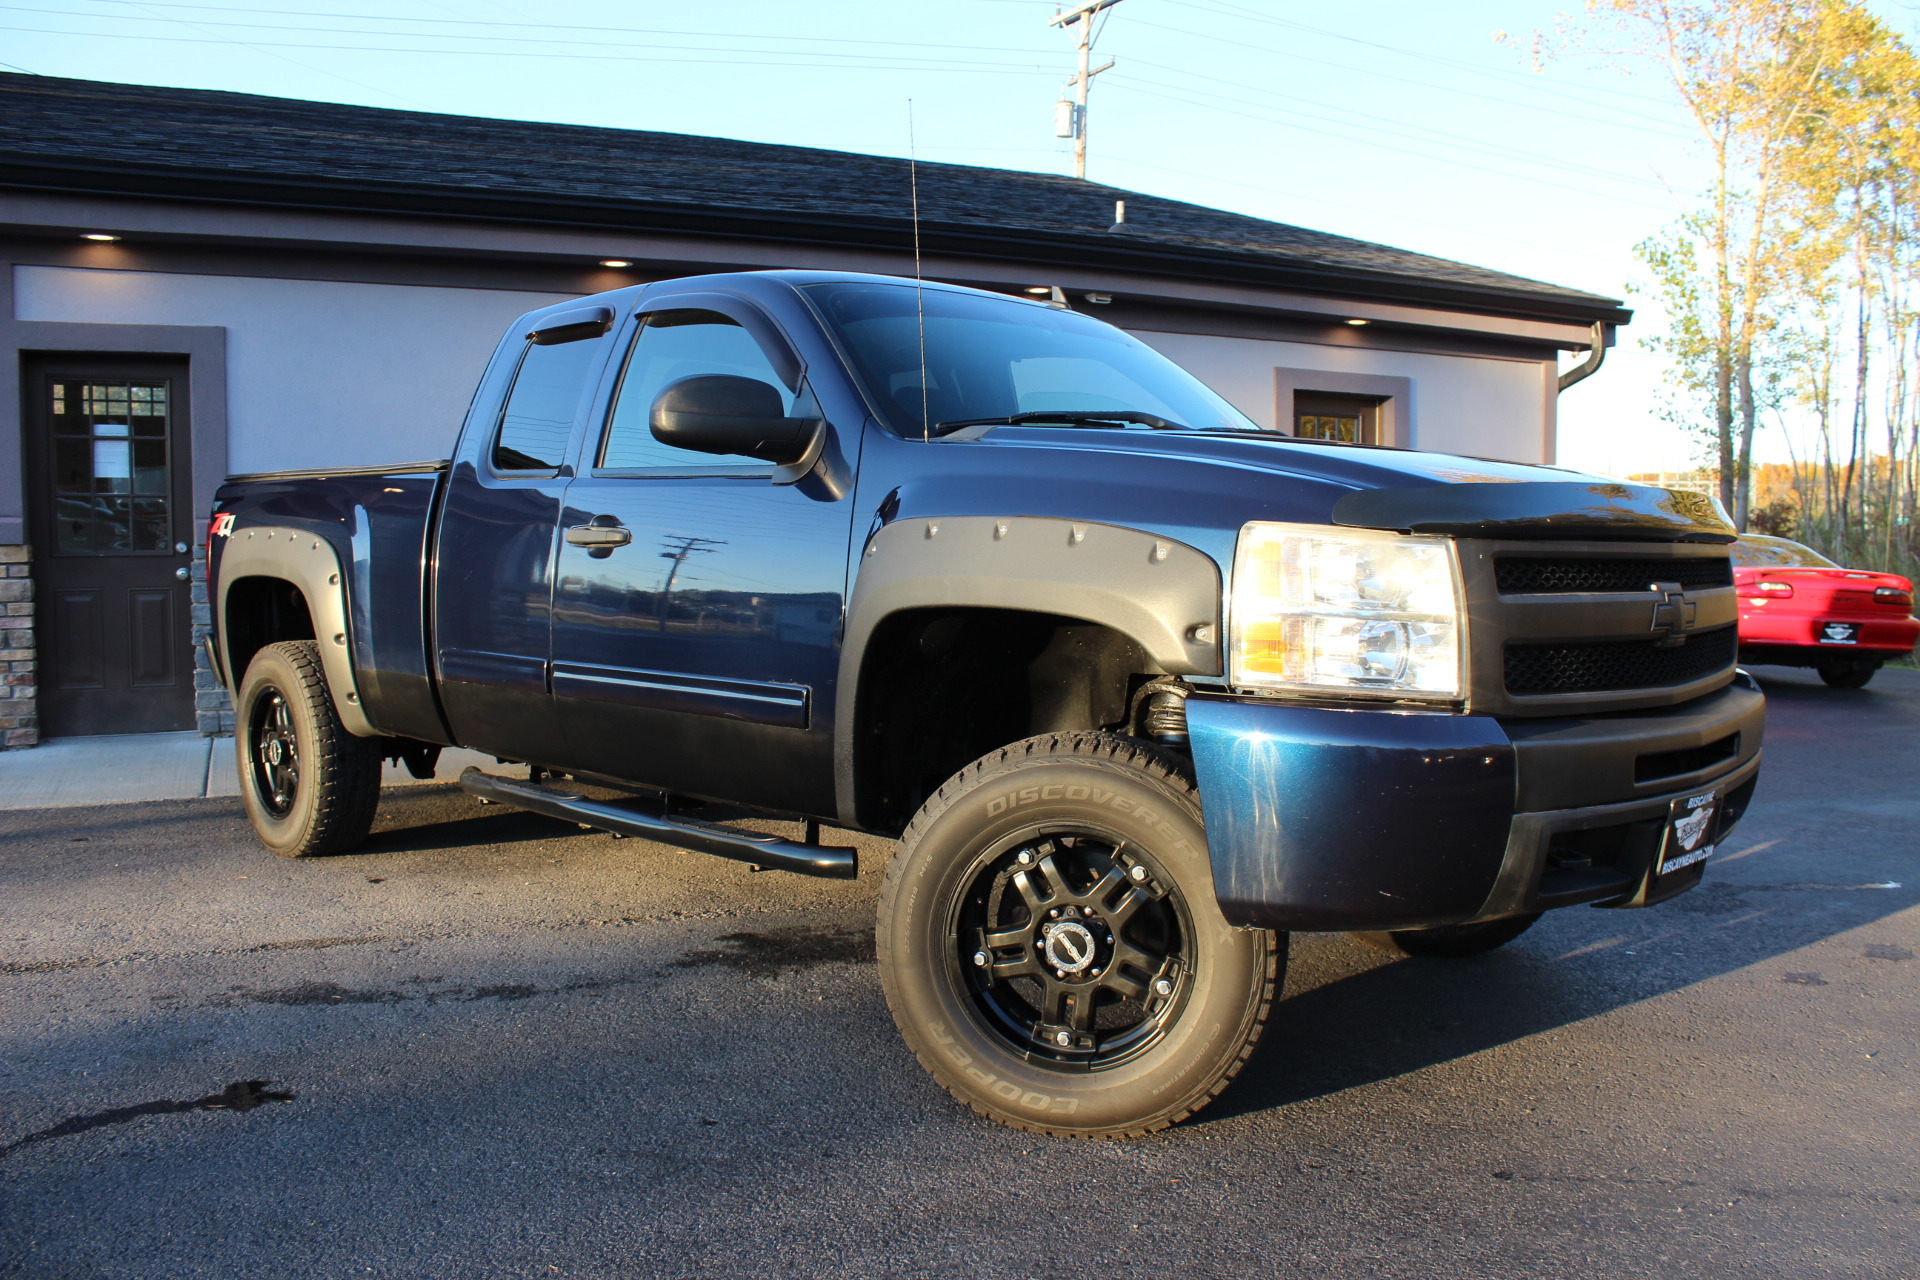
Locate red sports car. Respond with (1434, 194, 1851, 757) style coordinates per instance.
(1731, 534, 1918, 687)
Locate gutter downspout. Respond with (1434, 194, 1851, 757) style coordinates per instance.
(1557, 322, 1608, 392)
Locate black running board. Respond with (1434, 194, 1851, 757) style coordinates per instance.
(456, 768, 857, 879)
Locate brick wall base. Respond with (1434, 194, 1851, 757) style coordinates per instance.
(0, 544, 36, 748)
(191, 541, 234, 736)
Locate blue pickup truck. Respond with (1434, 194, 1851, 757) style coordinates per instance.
(208, 270, 1763, 1137)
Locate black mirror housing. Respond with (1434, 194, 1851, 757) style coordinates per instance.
(651, 375, 820, 465)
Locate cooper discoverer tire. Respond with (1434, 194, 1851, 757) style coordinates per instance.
(878, 732, 1281, 1138)
(236, 640, 383, 858)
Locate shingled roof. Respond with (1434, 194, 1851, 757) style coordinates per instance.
(0, 73, 1626, 325)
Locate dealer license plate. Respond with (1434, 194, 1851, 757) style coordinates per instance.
(1819, 621, 1861, 645)
(1660, 789, 1719, 876)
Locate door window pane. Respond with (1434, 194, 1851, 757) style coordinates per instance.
(46, 379, 172, 554)
(597, 310, 795, 471)
(492, 337, 604, 472)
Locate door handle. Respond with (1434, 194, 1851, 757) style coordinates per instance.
(566, 519, 633, 555)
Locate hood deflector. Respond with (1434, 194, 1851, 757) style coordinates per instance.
(1333, 481, 1736, 544)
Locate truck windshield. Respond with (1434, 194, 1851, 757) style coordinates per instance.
(803, 281, 1260, 436)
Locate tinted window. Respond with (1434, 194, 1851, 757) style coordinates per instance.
(492, 336, 604, 472)
(804, 281, 1258, 435)
(598, 309, 796, 471)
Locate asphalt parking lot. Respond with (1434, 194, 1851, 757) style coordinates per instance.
(2, 668, 1917, 1280)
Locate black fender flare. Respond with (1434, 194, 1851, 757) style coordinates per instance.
(833, 515, 1222, 825)
(215, 525, 378, 738)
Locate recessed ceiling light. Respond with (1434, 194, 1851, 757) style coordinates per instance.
(1025, 286, 1052, 296)
(1345, 318, 1369, 326)
(82, 233, 121, 242)
(599, 259, 632, 268)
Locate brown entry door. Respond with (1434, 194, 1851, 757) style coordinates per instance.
(24, 357, 196, 736)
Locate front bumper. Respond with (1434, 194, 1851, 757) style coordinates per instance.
(1186, 679, 1765, 932)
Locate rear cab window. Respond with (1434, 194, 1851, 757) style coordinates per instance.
(491, 325, 613, 474)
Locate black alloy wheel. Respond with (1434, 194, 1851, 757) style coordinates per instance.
(248, 684, 300, 818)
(879, 732, 1280, 1138)
(235, 640, 383, 858)
(955, 828, 1192, 1069)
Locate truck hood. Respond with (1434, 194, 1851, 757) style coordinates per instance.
(961, 426, 1736, 544)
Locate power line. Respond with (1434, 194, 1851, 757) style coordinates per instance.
(655, 535, 725, 621)
(1121, 13, 1692, 143)
(1101, 79, 1685, 215)
(1167, 0, 1678, 111)
(109, 0, 429, 108)
(38, 0, 1062, 55)
(0, 22, 1059, 72)
(1111, 61, 1694, 196)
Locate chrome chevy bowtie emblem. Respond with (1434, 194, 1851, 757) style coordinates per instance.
(1041, 921, 1097, 974)
(1648, 580, 1698, 648)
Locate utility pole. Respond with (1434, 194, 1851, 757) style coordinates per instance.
(1050, 0, 1121, 180)
(655, 535, 724, 627)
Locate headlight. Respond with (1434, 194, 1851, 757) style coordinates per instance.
(1229, 522, 1463, 699)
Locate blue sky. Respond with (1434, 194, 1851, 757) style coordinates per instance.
(4, 0, 1895, 476)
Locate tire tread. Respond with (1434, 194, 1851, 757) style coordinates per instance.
(879, 731, 1279, 1138)
(243, 640, 382, 857)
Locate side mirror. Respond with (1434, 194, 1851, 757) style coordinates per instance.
(650, 375, 822, 471)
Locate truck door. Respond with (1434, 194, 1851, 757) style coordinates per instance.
(432, 306, 616, 765)
(548, 299, 856, 815)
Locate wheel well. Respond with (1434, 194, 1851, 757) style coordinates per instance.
(853, 607, 1155, 834)
(223, 576, 315, 683)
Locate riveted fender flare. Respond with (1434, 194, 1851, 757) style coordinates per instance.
(833, 515, 1223, 825)
(216, 525, 378, 738)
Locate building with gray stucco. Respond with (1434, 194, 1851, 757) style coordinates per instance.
(0, 72, 1626, 745)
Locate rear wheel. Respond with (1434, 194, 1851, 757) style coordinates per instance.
(236, 641, 382, 857)
(1355, 912, 1542, 959)
(1818, 661, 1877, 688)
(878, 732, 1281, 1138)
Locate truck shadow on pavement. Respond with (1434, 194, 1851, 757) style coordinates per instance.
(1208, 873, 1916, 1125)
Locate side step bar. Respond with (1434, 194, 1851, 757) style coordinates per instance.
(457, 768, 857, 879)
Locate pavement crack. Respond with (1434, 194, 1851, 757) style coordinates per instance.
(0, 1080, 293, 1160)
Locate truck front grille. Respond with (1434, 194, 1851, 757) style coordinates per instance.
(1505, 625, 1738, 695)
(1496, 556, 1733, 594)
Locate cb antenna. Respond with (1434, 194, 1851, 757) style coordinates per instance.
(908, 99, 930, 444)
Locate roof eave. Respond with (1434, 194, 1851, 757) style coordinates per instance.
(0, 155, 1633, 327)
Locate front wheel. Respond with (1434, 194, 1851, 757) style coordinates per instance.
(236, 641, 383, 857)
(878, 732, 1281, 1138)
